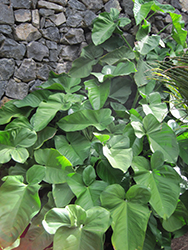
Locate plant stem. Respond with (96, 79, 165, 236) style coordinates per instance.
(157, 23, 172, 35)
(146, 11, 157, 21)
(132, 89, 140, 109)
(121, 34, 134, 52)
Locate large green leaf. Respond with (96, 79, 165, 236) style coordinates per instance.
(0, 176, 41, 248)
(67, 168, 108, 210)
(134, 59, 153, 87)
(92, 8, 119, 46)
(55, 133, 91, 166)
(101, 184, 151, 250)
(177, 132, 188, 164)
(40, 72, 81, 93)
(33, 126, 57, 150)
(170, 12, 187, 47)
(103, 135, 133, 172)
(135, 35, 161, 55)
(100, 46, 135, 65)
(0, 101, 31, 125)
(132, 151, 180, 219)
(84, 79, 110, 110)
(14, 192, 54, 250)
(140, 92, 168, 122)
(14, 90, 52, 108)
(52, 183, 75, 208)
(132, 114, 179, 163)
(144, 114, 179, 163)
(31, 93, 83, 132)
(57, 109, 113, 132)
(69, 44, 103, 78)
(43, 205, 111, 250)
(162, 201, 188, 232)
(34, 148, 73, 184)
(96, 159, 125, 185)
(96, 61, 136, 81)
(26, 165, 46, 184)
(0, 128, 37, 164)
(109, 77, 132, 104)
(133, 0, 153, 25)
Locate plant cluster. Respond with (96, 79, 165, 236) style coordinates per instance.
(0, 0, 188, 249)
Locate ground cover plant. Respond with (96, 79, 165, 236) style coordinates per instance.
(0, 0, 188, 249)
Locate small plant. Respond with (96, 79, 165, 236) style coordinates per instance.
(0, 1, 188, 250)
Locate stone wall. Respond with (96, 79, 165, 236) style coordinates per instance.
(0, 0, 187, 102)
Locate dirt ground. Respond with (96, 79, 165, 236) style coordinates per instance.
(171, 232, 188, 250)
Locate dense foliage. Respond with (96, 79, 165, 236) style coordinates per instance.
(0, 0, 188, 249)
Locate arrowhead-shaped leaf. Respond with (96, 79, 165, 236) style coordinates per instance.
(34, 148, 73, 184)
(101, 184, 151, 250)
(0, 128, 37, 164)
(84, 79, 110, 110)
(31, 93, 83, 132)
(40, 72, 81, 93)
(132, 151, 181, 219)
(57, 109, 113, 132)
(43, 205, 111, 250)
(0, 176, 41, 248)
(69, 44, 103, 78)
(55, 133, 91, 166)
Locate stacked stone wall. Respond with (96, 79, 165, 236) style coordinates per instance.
(0, 0, 187, 102)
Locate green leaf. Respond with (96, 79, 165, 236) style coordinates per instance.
(34, 148, 73, 184)
(141, 92, 168, 122)
(0, 101, 31, 125)
(57, 109, 113, 132)
(43, 205, 111, 250)
(14, 90, 52, 108)
(101, 184, 151, 250)
(31, 93, 83, 132)
(103, 135, 133, 172)
(55, 133, 91, 166)
(151, 1, 175, 13)
(136, 19, 151, 41)
(84, 79, 110, 110)
(133, 0, 153, 25)
(134, 59, 153, 87)
(14, 192, 54, 250)
(52, 183, 75, 208)
(69, 44, 103, 78)
(93, 133, 110, 144)
(177, 132, 188, 164)
(162, 201, 187, 232)
(135, 35, 161, 55)
(170, 12, 187, 47)
(0, 128, 37, 164)
(5, 117, 33, 130)
(101, 61, 137, 78)
(132, 151, 181, 219)
(67, 172, 108, 210)
(96, 159, 124, 185)
(92, 8, 119, 45)
(40, 71, 81, 93)
(100, 46, 135, 65)
(144, 114, 179, 163)
(109, 77, 132, 104)
(118, 17, 131, 27)
(26, 165, 46, 184)
(82, 165, 96, 186)
(33, 126, 57, 150)
(0, 176, 40, 248)
(124, 123, 143, 156)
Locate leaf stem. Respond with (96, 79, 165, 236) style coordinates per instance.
(131, 89, 140, 109)
(157, 23, 172, 35)
(121, 34, 134, 52)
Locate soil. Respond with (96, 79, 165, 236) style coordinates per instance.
(171, 232, 188, 250)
